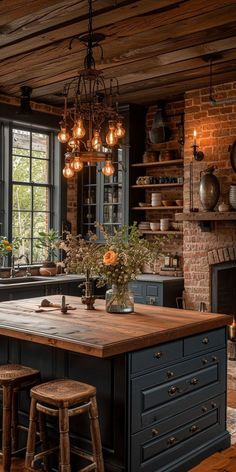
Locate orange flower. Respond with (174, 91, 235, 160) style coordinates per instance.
(3, 240, 10, 245)
(103, 250, 118, 266)
(5, 245, 12, 251)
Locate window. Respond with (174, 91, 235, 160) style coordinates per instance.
(10, 127, 53, 263)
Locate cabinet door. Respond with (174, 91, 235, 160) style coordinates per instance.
(97, 146, 128, 239)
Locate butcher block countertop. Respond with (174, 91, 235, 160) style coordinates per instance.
(0, 296, 232, 358)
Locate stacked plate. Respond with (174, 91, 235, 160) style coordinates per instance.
(151, 192, 162, 206)
(138, 221, 150, 231)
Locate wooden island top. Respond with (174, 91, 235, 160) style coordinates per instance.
(0, 295, 232, 358)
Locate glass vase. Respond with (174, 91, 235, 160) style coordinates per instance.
(105, 284, 134, 314)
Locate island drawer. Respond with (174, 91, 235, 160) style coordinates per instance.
(183, 328, 226, 357)
(131, 348, 226, 432)
(130, 340, 183, 375)
(130, 394, 225, 472)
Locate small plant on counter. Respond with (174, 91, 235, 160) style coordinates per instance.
(35, 229, 60, 276)
(0, 236, 21, 267)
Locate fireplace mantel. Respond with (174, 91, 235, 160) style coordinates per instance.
(175, 211, 236, 221)
(175, 211, 236, 231)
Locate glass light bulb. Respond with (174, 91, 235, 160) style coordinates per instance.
(62, 162, 74, 179)
(102, 159, 115, 176)
(116, 121, 126, 139)
(57, 127, 70, 144)
(73, 118, 86, 139)
(106, 121, 118, 147)
(91, 129, 102, 151)
(68, 137, 77, 148)
(72, 156, 84, 172)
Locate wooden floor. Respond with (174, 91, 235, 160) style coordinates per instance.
(0, 390, 236, 472)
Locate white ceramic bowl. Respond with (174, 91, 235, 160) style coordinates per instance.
(150, 222, 160, 231)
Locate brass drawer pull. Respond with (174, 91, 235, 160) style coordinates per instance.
(202, 406, 208, 413)
(167, 371, 174, 378)
(190, 425, 200, 433)
(212, 356, 217, 362)
(153, 351, 162, 359)
(167, 436, 177, 446)
(168, 385, 178, 396)
(202, 336, 209, 344)
(190, 377, 199, 385)
(202, 358, 208, 365)
(152, 428, 159, 437)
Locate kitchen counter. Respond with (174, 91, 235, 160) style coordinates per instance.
(0, 274, 85, 289)
(0, 295, 231, 358)
(0, 296, 231, 471)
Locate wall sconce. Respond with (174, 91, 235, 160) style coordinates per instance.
(192, 129, 204, 161)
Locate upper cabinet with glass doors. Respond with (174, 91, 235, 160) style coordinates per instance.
(77, 105, 146, 240)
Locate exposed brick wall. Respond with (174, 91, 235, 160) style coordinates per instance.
(183, 81, 236, 311)
(0, 93, 61, 116)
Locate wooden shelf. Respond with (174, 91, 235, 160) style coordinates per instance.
(131, 183, 183, 189)
(133, 206, 183, 210)
(175, 211, 236, 221)
(140, 230, 183, 235)
(148, 141, 181, 151)
(131, 159, 183, 168)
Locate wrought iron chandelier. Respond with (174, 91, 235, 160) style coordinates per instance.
(57, 0, 126, 179)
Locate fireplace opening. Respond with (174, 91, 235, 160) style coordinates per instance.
(212, 262, 236, 315)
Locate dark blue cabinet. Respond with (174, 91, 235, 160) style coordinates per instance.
(129, 278, 184, 307)
(128, 327, 229, 472)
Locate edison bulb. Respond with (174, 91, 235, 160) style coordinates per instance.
(62, 162, 74, 179)
(116, 120, 125, 139)
(106, 121, 118, 147)
(92, 129, 102, 151)
(68, 137, 77, 149)
(72, 156, 84, 172)
(57, 127, 70, 144)
(73, 118, 86, 139)
(102, 159, 115, 177)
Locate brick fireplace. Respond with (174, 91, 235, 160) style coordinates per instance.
(183, 81, 236, 311)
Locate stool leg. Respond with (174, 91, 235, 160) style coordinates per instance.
(12, 389, 18, 452)
(59, 407, 71, 472)
(25, 397, 37, 470)
(38, 411, 49, 472)
(89, 396, 104, 472)
(2, 385, 13, 472)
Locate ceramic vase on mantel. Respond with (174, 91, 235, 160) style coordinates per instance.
(199, 166, 220, 211)
(105, 284, 134, 314)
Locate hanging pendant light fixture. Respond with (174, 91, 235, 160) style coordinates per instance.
(58, 0, 125, 178)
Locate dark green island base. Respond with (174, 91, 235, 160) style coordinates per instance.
(0, 296, 232, 472)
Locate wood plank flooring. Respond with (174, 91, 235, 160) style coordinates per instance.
(0, 389, 235, 471)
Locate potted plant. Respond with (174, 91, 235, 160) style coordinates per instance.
(36, 229, 60, 276)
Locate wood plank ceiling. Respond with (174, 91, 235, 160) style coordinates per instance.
(0, 0, 236, 107)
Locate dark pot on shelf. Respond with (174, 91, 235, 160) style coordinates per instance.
(149, 102, 171, 144)
(199, 166, 220, 211)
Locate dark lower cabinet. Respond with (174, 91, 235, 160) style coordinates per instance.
(0, 326, 229, 472)
(129, 278, 184, 307)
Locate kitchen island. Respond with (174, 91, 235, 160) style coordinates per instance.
(0, 296, 232, 472)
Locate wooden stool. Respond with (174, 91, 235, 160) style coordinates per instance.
(0, 363, 40, 472)
(25, 379, 104, 472)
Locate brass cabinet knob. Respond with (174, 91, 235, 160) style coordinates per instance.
(153, 351, 162, 359)
(168, 385, 178, 395)
(167, 436, 177, 446)
(167, 370, 174, 378)
(202, 358, 208, 365)
(202, 336, 209, 344)
(202, 406, 208, 413)
(190, 377, 199, 385)
(212, 356, 217, 362)
(190, 425, 200, 433)
(152, 428, 159, 437)
(211, 402, 217, 408)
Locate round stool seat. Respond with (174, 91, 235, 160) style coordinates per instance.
(0, 363, 40, 385)
(31, 379, 96, 407)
